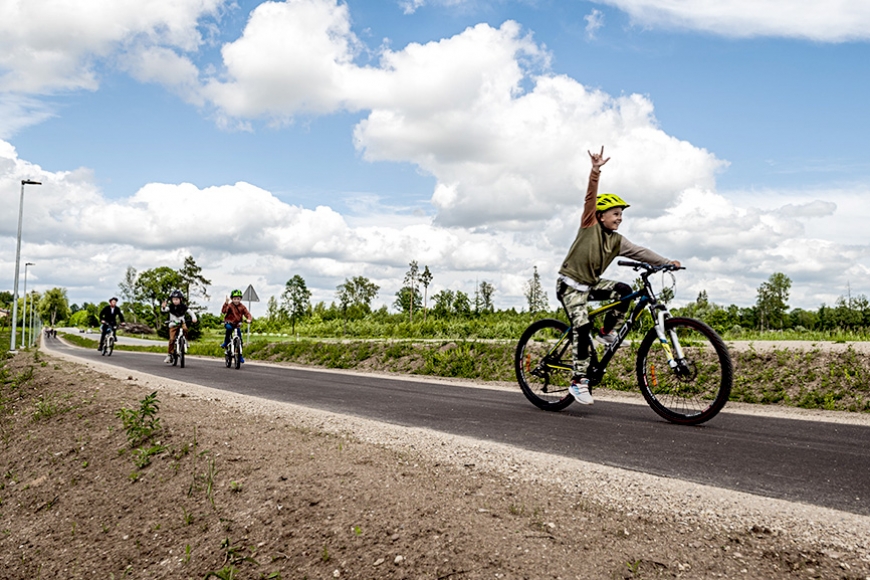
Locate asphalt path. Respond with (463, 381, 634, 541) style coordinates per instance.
(44, 336, 870, 516)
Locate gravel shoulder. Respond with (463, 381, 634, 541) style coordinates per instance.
(2, 342, 868, 579)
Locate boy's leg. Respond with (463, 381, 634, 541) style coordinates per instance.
(589, 280, 632, 334)
(222, 325, 232, 347)
(168, 325, 178, 354)
(556, 280, 592, 379)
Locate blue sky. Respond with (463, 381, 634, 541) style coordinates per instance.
(2, 0, 869, 314)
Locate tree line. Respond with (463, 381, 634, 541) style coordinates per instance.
(673, 272, 870, 334)
(4, 263, 868, 339)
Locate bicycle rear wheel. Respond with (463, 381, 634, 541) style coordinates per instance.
(515, 319, 574, 411)
(636, 317, 732, 425)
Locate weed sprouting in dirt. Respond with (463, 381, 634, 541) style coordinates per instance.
(204, 565, 239, 580)
(133, 443, 167, 469)
(116, 391, 162, 447)
(32, 394, 64, 421)
(11, 366, 34, 390)
(205, 455, 219, 508)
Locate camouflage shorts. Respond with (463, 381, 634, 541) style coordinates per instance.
(556, 278, 624, 377)
(556, 278, 621, 329)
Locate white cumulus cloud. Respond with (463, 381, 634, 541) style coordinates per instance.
(199, 3, 724, 228)
(0, 0, 223, 94)
(595, 0, 870, 41)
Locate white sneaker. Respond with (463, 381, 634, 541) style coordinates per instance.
(569, 379, 594, 405)
(595, 329, 618, 346)
(164, 355, 173, 364)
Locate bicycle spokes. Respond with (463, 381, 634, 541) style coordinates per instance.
(515, 319, 575, 411)
(638, 318, 732, 424)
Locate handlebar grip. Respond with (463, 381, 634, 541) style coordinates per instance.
(618, 260, 643, 268)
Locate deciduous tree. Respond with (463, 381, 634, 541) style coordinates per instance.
(282, 275, 311, 333)
(756, 272, 791, 330)
(37, 287, 70, 326)
(524, 266, 548, 313)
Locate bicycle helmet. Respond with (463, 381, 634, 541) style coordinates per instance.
(170, 289, 184, 300)
(596, 193, 630, 212)
(230, 289, 243, 298)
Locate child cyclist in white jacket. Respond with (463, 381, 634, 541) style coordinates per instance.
(160, 290, 198, 363)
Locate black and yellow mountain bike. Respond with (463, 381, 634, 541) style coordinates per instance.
(515, 261, 733, 425)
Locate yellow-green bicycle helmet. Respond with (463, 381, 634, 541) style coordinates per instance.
(596, 193, 630, 212)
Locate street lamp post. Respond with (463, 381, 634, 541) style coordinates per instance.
(30, 290, 37, 347)
(9, 179, 41, 352)
(22, 262, 34, 348)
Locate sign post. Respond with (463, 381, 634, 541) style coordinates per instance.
(241, 285, 260, 343)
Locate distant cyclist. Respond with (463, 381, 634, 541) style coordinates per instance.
(161, 290, 198, 364)
(221, 289, 252, 363)
(557, 146, 680, 405)
(98, 297, 125, 352)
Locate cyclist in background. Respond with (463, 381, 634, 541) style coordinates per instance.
(161, 290, 198, 364)
(557, 146, 681, 405)
(221, 289, 253, 363)
(98, 297, 125, 352)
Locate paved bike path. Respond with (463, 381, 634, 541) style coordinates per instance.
(45, 337, 870, 516)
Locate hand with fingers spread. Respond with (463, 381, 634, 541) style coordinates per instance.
(588, 146, 610, 171)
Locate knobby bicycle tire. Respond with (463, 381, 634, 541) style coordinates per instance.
(233, 337, 242, 370)
(515, 319, 575, 411)
(636, 317, 732, 425)
(179, 338, 186, 368)
(106, 335, 114, 357)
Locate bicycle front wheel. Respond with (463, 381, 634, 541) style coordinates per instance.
(636, 317, 732, 425)
(106, 337, 114, 357)
(179, 339, 186, 368)
(515, 319, 574, 411)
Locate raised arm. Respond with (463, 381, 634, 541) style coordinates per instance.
(580, 146, 610, 229)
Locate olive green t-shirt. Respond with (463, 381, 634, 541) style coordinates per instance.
(559, 223, 622, 286)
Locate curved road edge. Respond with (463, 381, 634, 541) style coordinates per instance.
(48, 333, 870, 428)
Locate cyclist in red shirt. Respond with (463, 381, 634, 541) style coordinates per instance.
(221, 289, 252, 362)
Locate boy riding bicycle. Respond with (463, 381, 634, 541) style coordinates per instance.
(161, 290, 198, 364)
(558, 146, 681, 405)
(221, 290, 252, 363)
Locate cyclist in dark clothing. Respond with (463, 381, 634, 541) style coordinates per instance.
(98, 297, 125, 352)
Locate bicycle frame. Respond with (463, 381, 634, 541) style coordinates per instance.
(174, 325, 186, 350)
(543, 266, 683, 386)
(226, 326, 242, 354)
(101, 323, 117, 342)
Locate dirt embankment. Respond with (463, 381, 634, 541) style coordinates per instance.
(1, 349, 869, 579)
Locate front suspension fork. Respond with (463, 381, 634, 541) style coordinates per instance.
(651, 308, 685, 369)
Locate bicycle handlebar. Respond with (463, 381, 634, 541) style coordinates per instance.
(618, 260, 685, 272)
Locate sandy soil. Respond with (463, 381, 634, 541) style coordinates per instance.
(0, 345, 868, 579)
